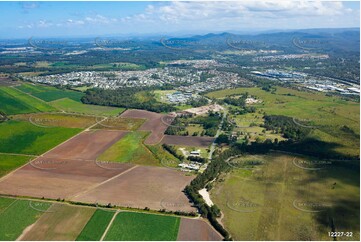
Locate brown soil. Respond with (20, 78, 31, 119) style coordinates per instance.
(177, 218, 223, 241)
(162, 135, 215, 147)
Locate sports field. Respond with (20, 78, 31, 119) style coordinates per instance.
(206, 86, 360, 157)
(104, 212, 180, 241)
(50, 98, 125, 116)
(15, 83, 84, 102)
(76, 209, 115, 241)
(211, 152, 360, 241)
(98, 131, 159, 166)
(0, 154, 32, 178)
(0, 197, 52, 241)
(0, 120, 81, 155)
(0, 86, 55, 115)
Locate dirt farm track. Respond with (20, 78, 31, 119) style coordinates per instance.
(0, 129, 195, 212)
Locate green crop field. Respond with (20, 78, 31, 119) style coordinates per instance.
(98, 131, 159, 166)
(211, 152, 360, 241)
(207, 86, 360, 157)
(0, 87, 55, 115)
(50, 98, 125, 116)
(16, 83, 84, 102)
(12, 113, 98, 129)
(0, 154, 32, 178)
(104, 212, 180, 241)
(21, 203, 95, 241)
(76, 209, 115, 241)
(0, 198, 52, 241)
(0, 120, 80, 155)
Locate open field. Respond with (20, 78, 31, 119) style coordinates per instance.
(93, 116, 145, 131)
(120, 109, 172, 144)
(21, 203, 95, 241)
(0, 197, 52, 241)
(211, 152, 360, 240)
(44, 130, 127, 160)
(50, 98, 125, 116)
(15, 83, 84, 102)
(177, 218, 223, 241)
(104, 212, 180, 241)
(0, 154, 32, 178)
(98, 131, 159, 166)
(11, 113, 98, 129)
(0, 120, 81, 155)
(0, 86, 55, 115)
(74, 165, 195, 212)
(76, 209, 115, 241)
(207, 86, 360, 157)
(0, 159, 134, 200)
(162, 135, 214, 147)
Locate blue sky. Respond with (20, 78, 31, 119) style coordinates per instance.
(0, 1, 359, 38)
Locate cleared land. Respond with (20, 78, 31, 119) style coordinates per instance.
(177, 218, 223, 241)
(50, 98, 125, 116)
(211, 152, 360, 240)
(0, 159, 134, 200)
(207, 87, 360, 157)
(74, 165, 195, 212)
(93, 116, 145, 131)
(76, 209, 115, 241)
(0, 120, 81, 155)
(120, 109, 172, 144)
(44, 130, 128, 160)
(21, 203, 95, 241)
(15, 83, 84, 102)
(0, 154, 32, 178)
(98, 131, 159, 166)
(12, 113, 98, 129)
(0, 86, 55, 115)
(0, 197, 52, 241)
(104, 212, 180, 241)
(162, 135, 214, 147)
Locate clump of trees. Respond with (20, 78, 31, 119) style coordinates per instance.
(81, 87, 176, 113)
(263, 115, 310, 141)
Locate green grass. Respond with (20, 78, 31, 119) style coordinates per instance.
(104, 212, 180, 241)
(211, 153, 360, 240)
(98, 131, 159, 166)
(0, 87, 55, 115)
(50, 98, 125, 116)
(16, 83, 84, 102)
(0, 154, 32, 178)
(207, 86, 360, 157)
(76, 209, 115, 241)
(0, 120, 81, 155)
(0, 198, 52, 241)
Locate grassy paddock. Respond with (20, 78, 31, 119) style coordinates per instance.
(0, 120, 81, 155)
(0, 86, 55, 115)
(97, 131, 159, 166)
(207, 86, 359, 157)
(16, 83, 84, 102)
(104, 212, 180, 241)
(11, 113, 98, 129)
(0, 198, 52, 241)
(76, 209, 115, 241)
(0, 154, 32, 178)
(50, 98, 125, 116)
(211, 152, 360, 241)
